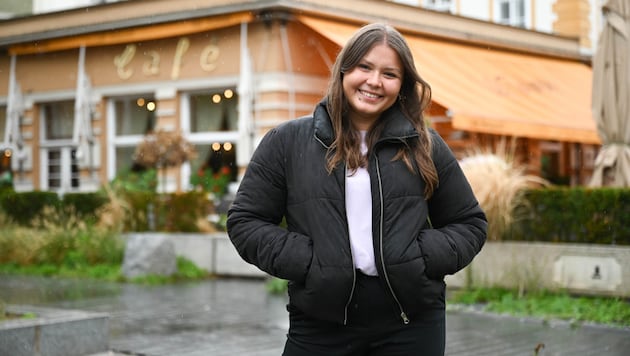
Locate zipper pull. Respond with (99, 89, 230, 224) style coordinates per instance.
(401, 312, 410, 324)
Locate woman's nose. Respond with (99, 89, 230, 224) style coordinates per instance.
(366, 71, 382, 87)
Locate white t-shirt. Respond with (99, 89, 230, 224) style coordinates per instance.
(345, 131, 378, 276)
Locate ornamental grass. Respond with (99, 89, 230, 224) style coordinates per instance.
(459, 140, 548, 240)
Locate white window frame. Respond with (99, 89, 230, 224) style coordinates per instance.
(106, 94, 156, 181)
(38, 100, 81, 193)
(180, 90, 239, 191)
(423, 0, 452, 12)
(495, 0, 528, 28)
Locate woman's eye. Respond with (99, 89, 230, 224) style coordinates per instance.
(384, 72, 398, 79)
(357, 63, 370, 70)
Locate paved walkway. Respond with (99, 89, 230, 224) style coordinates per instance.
(1, 275, 629, 355)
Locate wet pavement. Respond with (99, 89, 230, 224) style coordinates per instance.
(1, 275, 629, 355)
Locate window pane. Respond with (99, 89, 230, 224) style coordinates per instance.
(190, 89, 238, 133)
(70, 149, 80, 188)
(424, 0, 450, 11)
(43, 100, 74, 140)
(517, 0, 525, 17)
(47, 150, 61, 188)
(192, 142, 237, 181)
(115, 96, 156, 136)
(116, 146, 137, 173)
(500, 2, 510, 21)
(46, 148, 79, 189)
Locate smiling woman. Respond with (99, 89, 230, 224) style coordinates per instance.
(227, 22, 487, 356)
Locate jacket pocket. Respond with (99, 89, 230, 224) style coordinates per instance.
(386, 257, 446, 314)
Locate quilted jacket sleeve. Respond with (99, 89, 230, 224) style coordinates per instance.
(418, 131, 487, 279)
(226, 127, 312, 282)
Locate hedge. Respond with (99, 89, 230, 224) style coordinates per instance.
(0, 190, 210, 233)
(510, 187, 630, 245)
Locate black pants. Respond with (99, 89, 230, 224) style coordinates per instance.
(282, 272, 445, 356)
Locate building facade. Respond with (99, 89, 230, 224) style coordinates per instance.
(0, 0, 603, 194)
(390, 0, 605, 54)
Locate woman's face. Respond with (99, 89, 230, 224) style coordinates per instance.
(342, 43, 403, 130)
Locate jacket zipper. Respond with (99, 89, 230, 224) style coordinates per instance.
(341, 163, 357, 325)
(313, 134, 358, 325)
(375, 156, 410, 324)
(343, 266, 357, 325)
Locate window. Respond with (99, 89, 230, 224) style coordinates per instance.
(190, 90, 238, 133)
(183, 88, 239, 191)
(115, 96, 156, 136)
(497, 0, 526, 28)
(423, 0, 451, 12)
(40, 100, 80, 192)
(190, 142, 237, 188)
(44, 100, 74, 140)
(110, 95, 156, 175)
(46, 148, 79, 190)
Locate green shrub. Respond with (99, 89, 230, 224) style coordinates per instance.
(117, 191, 157, 231)
(62, 192, 109, 224)
(266, 277, 289, 294)
(510, 187, 630, 245)
(110, 168, 157, 193)
(0, 219, 123, 267)
(159, 191, 209, 232)
(112, 191, 210, 232)
(0, 191, 60, 226)
(0, 187, 215, 233)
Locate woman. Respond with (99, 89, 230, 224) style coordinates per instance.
(227, 23, 487, 356)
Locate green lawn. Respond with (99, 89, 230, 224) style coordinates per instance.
(448, 287, 630, 328)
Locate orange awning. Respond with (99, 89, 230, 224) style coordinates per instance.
(298, 15, 600, 144)
(9, 12, 254, 55)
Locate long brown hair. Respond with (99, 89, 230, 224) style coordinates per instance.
(325, 23, 438, 198)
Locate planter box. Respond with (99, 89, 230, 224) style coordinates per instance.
(0, 305, 109, 356)
(122, 232, 266, 278)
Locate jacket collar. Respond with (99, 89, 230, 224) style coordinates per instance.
(313, 99, 418, 147)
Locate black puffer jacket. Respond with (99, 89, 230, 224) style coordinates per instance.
(227, 101, 487, 325)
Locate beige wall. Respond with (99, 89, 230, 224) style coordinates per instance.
(553, 0, 592, 49)
(446, 241, 630, 298)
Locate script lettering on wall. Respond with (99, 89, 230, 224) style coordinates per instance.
(114, 44, 136, 79)
(171, 37, 190, 80)
(143, 50, 160, 76)
(113, 36, 221, 80)
(200, 36, 220, 72)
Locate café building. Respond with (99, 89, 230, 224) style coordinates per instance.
(0, 0, 599, 193)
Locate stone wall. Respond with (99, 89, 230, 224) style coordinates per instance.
(446, 241, 630, 297)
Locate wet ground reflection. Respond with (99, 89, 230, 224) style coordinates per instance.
(1, 275, 629, 356)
